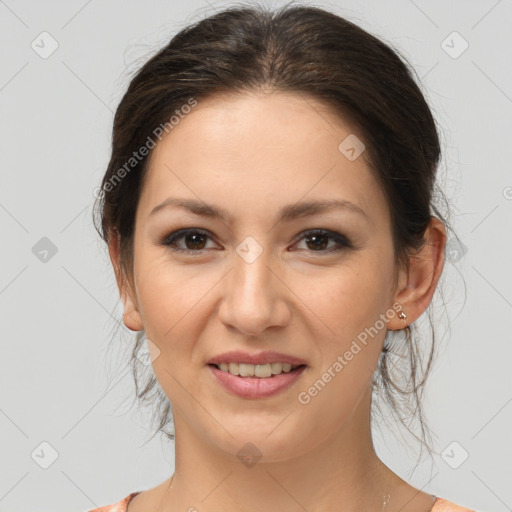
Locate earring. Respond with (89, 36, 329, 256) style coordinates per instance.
(398, 311, 407, 321)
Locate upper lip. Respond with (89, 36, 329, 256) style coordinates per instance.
(207, 350, 307, 366)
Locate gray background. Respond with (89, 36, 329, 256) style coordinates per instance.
(1, 0, 511, 511)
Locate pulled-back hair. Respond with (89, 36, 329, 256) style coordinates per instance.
(93, 2, 459, 463)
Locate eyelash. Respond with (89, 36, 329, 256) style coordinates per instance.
(160, 228, 353, 255)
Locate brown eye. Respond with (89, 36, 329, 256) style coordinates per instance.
(293, 229, 352, 253)
(161, 229, 216, 254)
(304, 232, 330, 250)
(161, 228, 352, 256)
(183, 233, 207, 250)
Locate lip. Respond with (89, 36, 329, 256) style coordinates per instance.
(207, 350, 307, 366)
(208, 364, 307, 399)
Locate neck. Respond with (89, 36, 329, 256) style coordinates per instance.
(159, 386, 407, 512)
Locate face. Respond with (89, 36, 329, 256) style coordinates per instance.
(116, 91, 406, 461)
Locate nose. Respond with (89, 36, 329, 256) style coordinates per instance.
(217, 245, 292, 337)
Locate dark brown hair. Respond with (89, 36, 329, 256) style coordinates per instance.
(93, 2, 459, 462)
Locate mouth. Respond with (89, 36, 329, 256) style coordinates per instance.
(208, 362, 306, 378)
(207, 362, 307, 399)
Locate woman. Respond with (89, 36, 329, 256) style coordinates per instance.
(91, 3, 477, 511)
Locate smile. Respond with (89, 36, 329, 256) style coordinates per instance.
(207, 363, 307, 398)
(211, 362, 302, 378)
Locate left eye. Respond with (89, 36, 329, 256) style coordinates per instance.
(293, 229, 352, 252)
(161, 228, 352, 254)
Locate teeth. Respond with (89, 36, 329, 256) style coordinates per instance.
(216, 362, 299, 377)
(255, 364, 272, 378)
(239, 363, 255, 377)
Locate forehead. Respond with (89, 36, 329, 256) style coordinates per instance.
(137, 91, 388, 226)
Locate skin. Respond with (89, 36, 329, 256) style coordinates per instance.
(109, 91, 446, 512)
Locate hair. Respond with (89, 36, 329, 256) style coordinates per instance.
(93, 1, 462, 465)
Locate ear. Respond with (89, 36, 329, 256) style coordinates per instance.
(108, 229, 144, 332)
(387, 217, 447, 330)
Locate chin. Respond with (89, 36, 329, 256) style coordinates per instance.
(203, 419, 313, 464)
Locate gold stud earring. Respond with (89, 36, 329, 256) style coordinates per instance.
(398, 311, 407, 321)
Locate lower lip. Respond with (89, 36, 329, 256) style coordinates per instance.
(208, 364, 307, 399)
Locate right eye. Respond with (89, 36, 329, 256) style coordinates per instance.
(161, 228, 218, 255)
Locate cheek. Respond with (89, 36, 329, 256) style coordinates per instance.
(307, 261, 393, 338)
(294, 270, 390, 428)
(133, 248, 215, 336)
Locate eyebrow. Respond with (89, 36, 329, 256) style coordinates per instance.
(149, 197, 368, 223)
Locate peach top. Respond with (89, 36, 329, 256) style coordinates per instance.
(89, 492, 478, 512)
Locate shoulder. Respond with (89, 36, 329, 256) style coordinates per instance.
(431, 497, 479, 512)
(87, 491, 141, 512)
